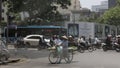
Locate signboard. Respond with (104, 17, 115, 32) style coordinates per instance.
(94, 24, 103, 38)
(68, 24, 79, 37)
(111, 26, 116, 36)
(78, 23, 94, 39)
(105, 26, 110, 36)
(117, 26, 120, 35)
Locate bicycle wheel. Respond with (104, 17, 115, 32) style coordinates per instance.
(64, 51, 73, 63)
(48, 52, 59, 64)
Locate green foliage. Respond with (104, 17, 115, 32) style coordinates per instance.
(79, 12, 100, 22)
(99, 6, 120, 25)
(117, 0, 120, 6)
(5, 0, 71, 25)
(98, 0, 120, 25)
(0, 21, 7, 27)
(5, 0, 24, 13)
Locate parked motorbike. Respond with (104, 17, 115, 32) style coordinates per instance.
(77, 44, 85, 53)
(93, 42, 101, 49)
(102, 43, 115, 51)
(77, 42, 93, 53)
(114, 43, 120, 52)
(91, 44, 97, 51)
(38, 38, 52, 50)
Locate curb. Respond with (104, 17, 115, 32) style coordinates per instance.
(0, 59, 20, 65)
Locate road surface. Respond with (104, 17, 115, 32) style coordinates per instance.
(1, 48, 120, 68)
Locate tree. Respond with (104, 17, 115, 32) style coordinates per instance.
(79, 11, 101, 23)
(99, 6, 120, 25)
(5, 0, 71, 25)
(99, 0, 120, 25)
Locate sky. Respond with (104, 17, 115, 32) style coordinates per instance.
(80, 0, 108, 9)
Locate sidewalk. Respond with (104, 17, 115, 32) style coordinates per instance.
(8, 45, 28, 61)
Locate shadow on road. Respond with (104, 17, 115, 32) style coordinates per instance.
(9, 48, 49, 59)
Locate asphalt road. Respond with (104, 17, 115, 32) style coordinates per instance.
(1, 48, 120, 68)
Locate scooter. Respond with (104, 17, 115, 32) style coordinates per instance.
(78, 42, 93, 53)
(102, 43, 115, 51)
(38, 39, 52, 50)
(114, 43, 120, 52)
(77, 44, 85, 53)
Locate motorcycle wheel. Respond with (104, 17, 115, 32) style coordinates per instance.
(92, 46, 97, 51)
(116, 48, 120, 52)
(88, 47, 93, 52)
(78, 47, 85, 53)
(102, 46, 107, 52)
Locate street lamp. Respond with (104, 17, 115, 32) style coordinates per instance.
(72, 11, 76, 37)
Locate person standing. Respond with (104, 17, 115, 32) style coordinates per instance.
(53, 35, 62, 46)
(68, 35, 75, 47)
(88, 35, 92, 44)
(94, 36, 101, 48)
(79, 36, 86, 47)
(105, 35, 112, 46)
(58, 35, 69, 64)
(116, 35, 120, 45)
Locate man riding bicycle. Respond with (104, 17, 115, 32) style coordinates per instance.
(57, 35, 69, 64)
(48, 35, 73, 64)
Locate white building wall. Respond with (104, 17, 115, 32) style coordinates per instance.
(65, 21, 118, 39)
(65, 21, 95, 39)
(78, 22, 94, 39)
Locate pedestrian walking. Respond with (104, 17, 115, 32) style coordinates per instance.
(58, 35, 69, 63)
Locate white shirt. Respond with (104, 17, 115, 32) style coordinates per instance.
(54, 39, 62, 45)
(80, 38, 86, 43)
(94, 37, 100, 44)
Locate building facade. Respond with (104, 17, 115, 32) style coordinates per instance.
(108, 0, 117, 8)
(92, 1, 108, 13)
(65, 21, 118, 39)
(57, 0, 81, 22)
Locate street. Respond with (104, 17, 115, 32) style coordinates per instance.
(1, 47, 120, 68)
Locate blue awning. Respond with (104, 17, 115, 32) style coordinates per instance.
(18, 25, 65, 29)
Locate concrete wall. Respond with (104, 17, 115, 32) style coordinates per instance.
(65, 21, 118, 39)
(65, 21, 95, 39)
(78, 22, 94, 39)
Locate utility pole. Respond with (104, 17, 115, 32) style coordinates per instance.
(0, 0, 2, 38)
(0, 0, 2, 23)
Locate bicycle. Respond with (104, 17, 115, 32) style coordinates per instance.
(48, 46, 73, 64)
(0, 39, 10, 62)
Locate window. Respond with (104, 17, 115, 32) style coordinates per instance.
(28, 36, 41, 39)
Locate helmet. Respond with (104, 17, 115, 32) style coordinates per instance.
(69, 35, 72, 38)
